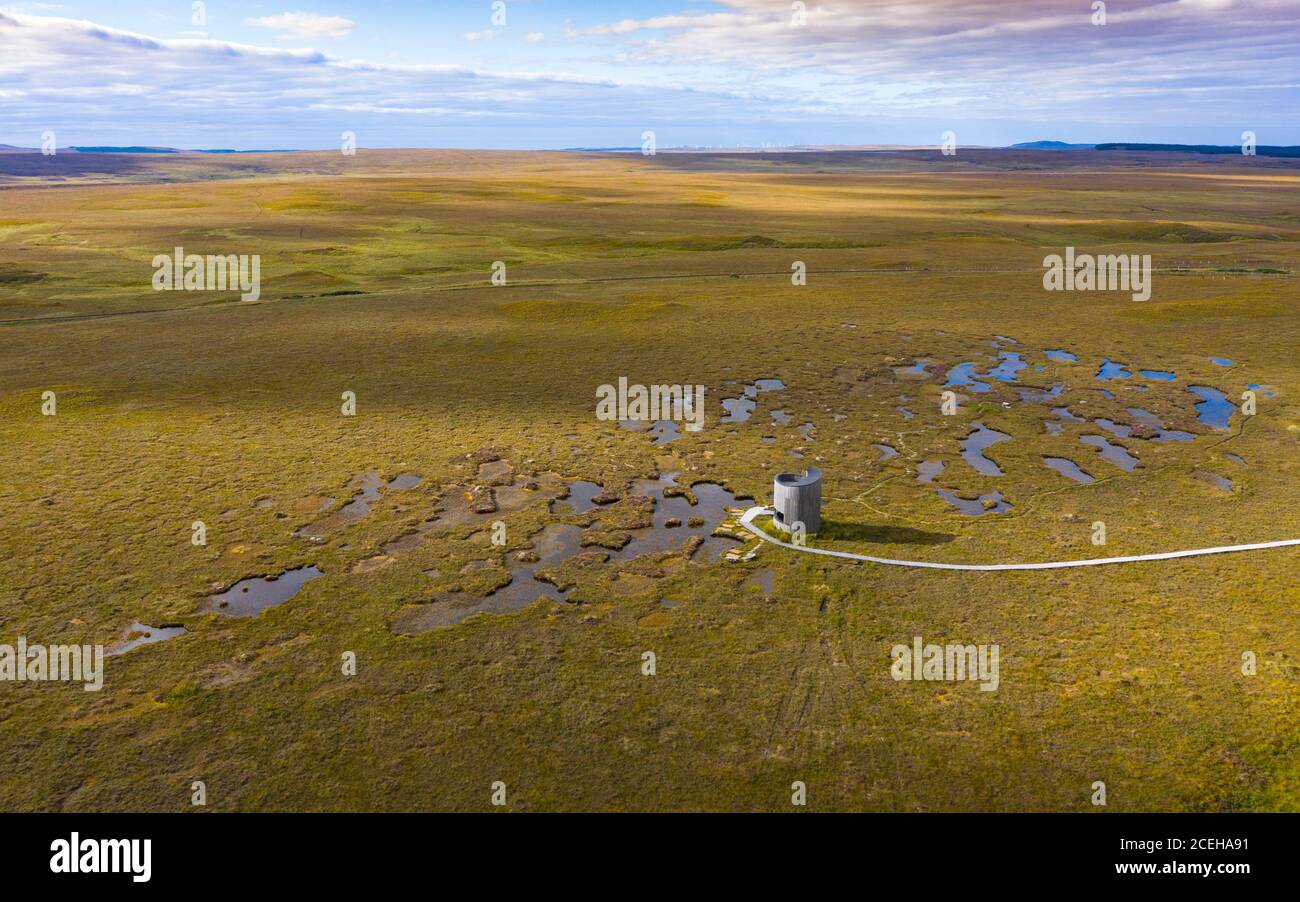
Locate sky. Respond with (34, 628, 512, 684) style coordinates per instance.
(1, 0, 1298, 150)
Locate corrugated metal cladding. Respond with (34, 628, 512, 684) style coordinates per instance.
(773, 467, 822, 534)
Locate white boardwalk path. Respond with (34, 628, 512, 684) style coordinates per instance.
(738, 507, 1300, 572)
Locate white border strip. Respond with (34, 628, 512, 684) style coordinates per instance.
(738, 507, 1300, 572)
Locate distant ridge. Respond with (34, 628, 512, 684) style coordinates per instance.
(0, 145, 296, 154)
(1009, 141, 1096, 150)
(70, 146, 178, 154)
(3, 141, 1297, 157)
(1096, 142, 1300, 158)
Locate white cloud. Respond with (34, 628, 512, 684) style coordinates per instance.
(464, 29, 497, 42)
(1, 5, 1296, 149)
(0, 12, 784, 149)
(525, 32, 545, 43)
(246, 11, 354, 41)
(576, 0, 1300, 121)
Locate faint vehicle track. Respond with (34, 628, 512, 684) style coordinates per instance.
(2, 265, 1290, 327)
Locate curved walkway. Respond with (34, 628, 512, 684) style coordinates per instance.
(738, 506, 1300, 572)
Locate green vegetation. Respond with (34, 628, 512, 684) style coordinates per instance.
(0, 150, 1297, 812)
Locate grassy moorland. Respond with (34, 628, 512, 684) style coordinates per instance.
(0, 149, 1297, 811)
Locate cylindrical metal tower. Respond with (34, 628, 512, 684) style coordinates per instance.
(772, 467, 822, 534)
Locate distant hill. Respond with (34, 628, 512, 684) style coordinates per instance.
(1097, 143, 1300, 158)
(70, 146, 179, 154)
(1009, 141, 1096, 150)
(4, 140, 1297, 158)
(0, 145, 294, 154)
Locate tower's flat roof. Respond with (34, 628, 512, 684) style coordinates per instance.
(774, 467, 822, 487)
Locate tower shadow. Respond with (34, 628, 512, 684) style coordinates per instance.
(815, 519, 954, 546)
